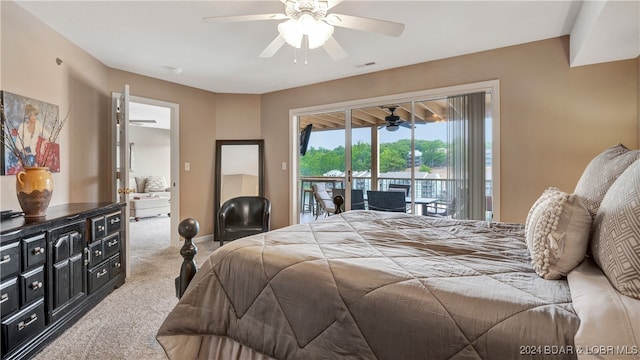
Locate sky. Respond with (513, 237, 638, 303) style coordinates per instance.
(306, 120, 492, 150)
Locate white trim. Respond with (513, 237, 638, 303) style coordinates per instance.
(289, 80, 501, 223)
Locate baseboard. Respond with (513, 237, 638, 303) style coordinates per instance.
(193, 234, 214, 244)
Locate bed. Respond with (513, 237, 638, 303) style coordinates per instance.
(157, 144, 640, 360)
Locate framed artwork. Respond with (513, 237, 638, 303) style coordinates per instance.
(1, 91, 61, 175)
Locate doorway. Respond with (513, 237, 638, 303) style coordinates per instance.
(118, 96, 180, 248)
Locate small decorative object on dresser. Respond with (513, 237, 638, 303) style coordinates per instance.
(15, 167, 53, 218)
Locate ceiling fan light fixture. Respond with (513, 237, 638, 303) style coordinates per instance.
(278, 19, 303, 48)
(307, 20, 333, 49)
(386, 124, 399, 132)
(279, 16, 333, 50)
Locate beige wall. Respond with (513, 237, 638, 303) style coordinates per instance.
(2, 1, 638, 237)
(107, 71, 262, 236)
(262, 37, 638, 227)
(1, 1, 110, 211)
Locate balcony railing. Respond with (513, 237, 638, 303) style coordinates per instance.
(301, 176, 493, 220)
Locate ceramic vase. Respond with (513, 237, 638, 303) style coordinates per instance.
(16, 167, 53, 218)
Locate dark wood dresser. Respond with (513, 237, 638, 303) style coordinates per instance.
(0, 202, 126, 360)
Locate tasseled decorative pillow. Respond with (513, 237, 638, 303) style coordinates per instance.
(525, 188, 592, 279)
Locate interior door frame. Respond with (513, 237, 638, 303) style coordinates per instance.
(111, 93, 181, 248)
(289, 80, 501, 224)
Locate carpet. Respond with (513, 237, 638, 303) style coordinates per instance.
(32, 215, 218, 360)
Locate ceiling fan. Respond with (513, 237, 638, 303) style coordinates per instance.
(380, 106, 411, 132)
(203, 0, 405, 61)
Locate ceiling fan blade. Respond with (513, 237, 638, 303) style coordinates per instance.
(323, 36, 347, 61)
(259, 35, 287, 58)
(325, 14, 405, 37)
(400, 122, 413, 129)
(203, 13, 287, 23)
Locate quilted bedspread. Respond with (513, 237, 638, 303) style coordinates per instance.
(157, 211, 579, 359)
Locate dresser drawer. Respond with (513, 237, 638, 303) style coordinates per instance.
(20, 266, 44, 306)
(0, 278, 19, 318)
(89, 216, 106, 240)
(22, 234, 46, 270)
(1, 298, 45, 355)
(88, 241, 104, 267)
(88, 262, 110, 294)
(0, 242, 21, 281)
(109, 254, 122, 278)
(105, 211, 122, 235)
(103, 234, 120, 259)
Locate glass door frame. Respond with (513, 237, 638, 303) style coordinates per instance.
(289, 80, 501, 224)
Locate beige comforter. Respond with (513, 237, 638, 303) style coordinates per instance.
(157, 211, 579, 359)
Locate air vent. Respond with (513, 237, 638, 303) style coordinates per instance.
(355, 62, 376, 68)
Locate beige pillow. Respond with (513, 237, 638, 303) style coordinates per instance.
(144, 176, 167, 193)
(591, 159, 640, 300)
(525, 187, 561, 234)
(574, 144, 640, 218)
(526, 188, 592, 280)
(134, 176, 148, 193)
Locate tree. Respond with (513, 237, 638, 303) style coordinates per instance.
(351, 141, 371, 171)
(379, 147, 406, 172)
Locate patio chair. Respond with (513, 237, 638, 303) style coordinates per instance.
(366, 190, 407, 212)
(312, 183, 336, 219)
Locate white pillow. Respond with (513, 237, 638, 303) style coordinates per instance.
(144, 176, 167, 193)
(525, 188, 592, 280)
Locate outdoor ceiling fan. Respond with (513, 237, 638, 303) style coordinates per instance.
(203, 0, 405, 61)
(381, 107, 411, 132)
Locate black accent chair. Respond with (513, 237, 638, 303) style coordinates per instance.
(366, 190, 407, 212)
(217, 196, 271, 246)
(331, 189, 366, 212)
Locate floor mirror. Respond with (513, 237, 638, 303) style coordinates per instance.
(214, 139, 265, 239)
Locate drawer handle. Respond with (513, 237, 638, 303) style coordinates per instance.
(96, 269, 108, 278)
(114, 262, 121, 268)
(97, 225, 105, 232)
(84, 248, 90, 266)
(0, 255, 11, 265)
(110, 218, 121, 224)
(107, 239, 118, 247)
(0, 294, 8, 304)
(94, 250, 102, 257)
(30, 281, 43, 290)
(17, 314, 38, 331)
(32, 247, 45, 255)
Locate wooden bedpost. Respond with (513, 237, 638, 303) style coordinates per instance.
(175, 218, 200, 299)
(333, 195, 344, 214)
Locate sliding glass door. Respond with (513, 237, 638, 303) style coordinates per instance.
(293, 81, 497, 224)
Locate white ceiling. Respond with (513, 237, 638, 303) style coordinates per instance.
(15, 0, 640, 95)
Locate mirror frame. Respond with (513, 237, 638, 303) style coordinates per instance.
(214, 139, 265, 239)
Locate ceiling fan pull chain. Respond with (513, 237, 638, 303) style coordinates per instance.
(304, 37, 309, 65)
